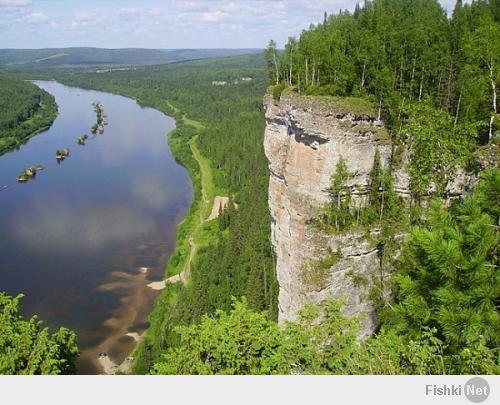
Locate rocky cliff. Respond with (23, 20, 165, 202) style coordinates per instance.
(263, 89, 486, 337)
(264, 90, 395, 337)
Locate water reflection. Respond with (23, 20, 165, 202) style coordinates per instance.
(0, 81, 192, 373)
(11, 198, 156, 252)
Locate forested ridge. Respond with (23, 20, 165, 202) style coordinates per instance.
(0, 73, 57, 154)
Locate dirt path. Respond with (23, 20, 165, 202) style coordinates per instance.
(147, 112, 213, 290)
(147, 236, 195, 290)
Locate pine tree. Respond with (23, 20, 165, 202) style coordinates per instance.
(386, 169, 500, 352)
(0, 293, 79, 374)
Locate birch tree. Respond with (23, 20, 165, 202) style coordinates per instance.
(264, 40, 280, 85)
(463, 17, 499, 141)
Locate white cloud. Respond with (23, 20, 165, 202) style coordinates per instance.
(19, 12, 48, 24)
(118, 7, 162, 17)
(199, 10, 228, 22)
(148, 8, 162, 16)
(118, 7, 138, 15)
(179, 0, 210, 12)
(71, 11, 104, 29)
(0, 0, 31, 6)
(0, 0, 466, 49)
(74, 11, 99, 22)
(220, 2, 237, 12)
(218, 23, 242, 31)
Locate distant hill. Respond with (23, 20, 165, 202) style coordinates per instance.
(0, 48, 262, 68)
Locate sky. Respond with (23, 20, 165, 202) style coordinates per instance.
(0, 0, 465, 49)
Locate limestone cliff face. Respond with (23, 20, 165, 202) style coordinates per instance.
(263, 90, 480, 337)
(263, 91, 393, 337)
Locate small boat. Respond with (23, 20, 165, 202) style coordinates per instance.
(0, 185, 8, 192)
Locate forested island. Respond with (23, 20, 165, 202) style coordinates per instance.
(0, 73, 57, 154)
(0, 0, 498, 376)
(91, 102, 107, 134)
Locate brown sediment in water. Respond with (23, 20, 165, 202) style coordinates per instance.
(78, 268, 156, 374)
(78, 244, 172, 375)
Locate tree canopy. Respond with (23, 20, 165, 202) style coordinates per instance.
(0, 293, 79, 375)
(0, 73, 57, 153)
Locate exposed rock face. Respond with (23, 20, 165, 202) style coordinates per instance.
(264, 90, 393, 337)
(263, 90, 484, 337)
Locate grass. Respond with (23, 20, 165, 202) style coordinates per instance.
(161, 99, 219, 278)
(282, 88, 378, 118)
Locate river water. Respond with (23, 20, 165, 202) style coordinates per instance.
(0, 81, 192, 373)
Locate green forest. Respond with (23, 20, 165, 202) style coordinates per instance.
(0, 0, 498, 376)
(0, 73, 57, 154)
(258, 0, 499, 374)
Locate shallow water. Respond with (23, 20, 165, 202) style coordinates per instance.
(0, 81, 192, 373)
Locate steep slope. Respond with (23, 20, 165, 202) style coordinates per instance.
(264, 90, 395, 336)
(263, 87, 488, 338)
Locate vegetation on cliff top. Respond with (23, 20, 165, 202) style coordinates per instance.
(267, 0, 499, 198)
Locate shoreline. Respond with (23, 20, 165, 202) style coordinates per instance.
(0, 122, 56, 157)
(129, 104, 218, 372)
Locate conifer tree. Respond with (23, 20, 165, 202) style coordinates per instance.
(0, 293, 79, 375)
(328, 157, 353, 231)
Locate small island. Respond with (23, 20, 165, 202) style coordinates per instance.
(17, 165, 44, 182)
(91, 102, 108, 134)
(77, 134, 89, 145)
(55, 148, 70, 161)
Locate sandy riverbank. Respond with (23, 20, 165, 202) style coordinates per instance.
(207, 196, 230, 221)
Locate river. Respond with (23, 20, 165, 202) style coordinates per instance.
(0, 81, 192, 373)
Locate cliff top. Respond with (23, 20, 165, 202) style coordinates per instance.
(265, 87, 389, 144)
(280, 90, 378, 120)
